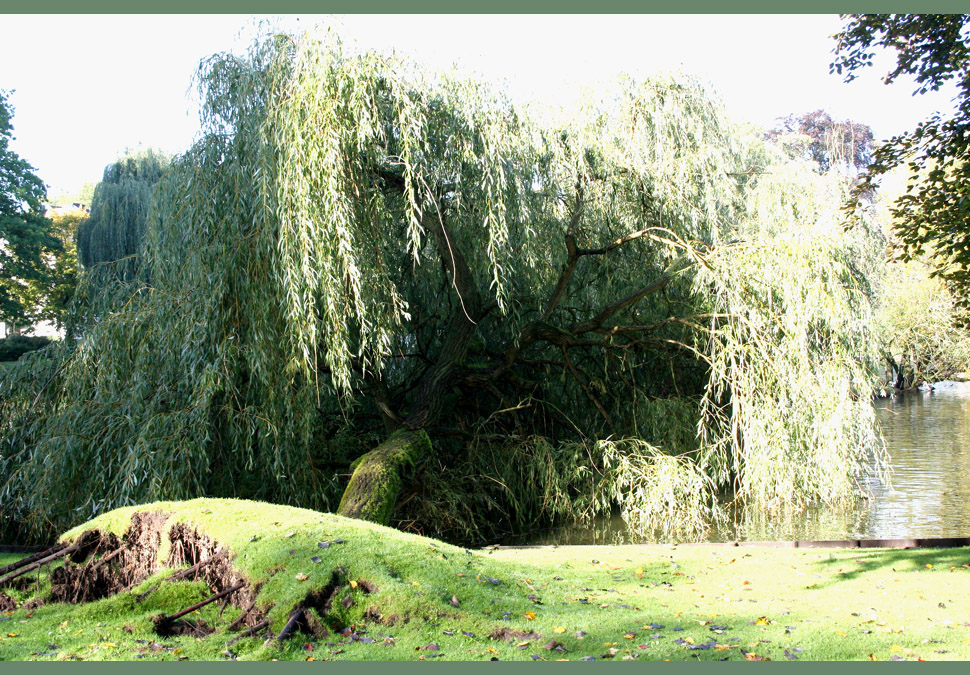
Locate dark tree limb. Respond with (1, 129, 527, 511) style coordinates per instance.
(404, 209, 483, 430)
(271, 607, 305, 644)
(0, 541, 81, 587)
(135, 551, 229, 601)
(155, 581, 246, 627)
(227, 619, 270, 646)
(540, 198, 584, 322)
(560, 347, 616, 434)
(0, 544, 66, 578)
(228, 599, 258, 630)
(571, 272, 674, 335)
(574, 225, 669, 257)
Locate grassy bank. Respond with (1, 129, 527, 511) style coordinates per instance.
(1, 498, 969, 661)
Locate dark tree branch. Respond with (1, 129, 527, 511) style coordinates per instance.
(560, 347, 616, 434)
(571, 272, 673, 334)
(406, 208, 482, 428)
(540, 194, 584, 322)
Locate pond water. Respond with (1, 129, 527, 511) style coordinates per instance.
(515, 387, 970, 545)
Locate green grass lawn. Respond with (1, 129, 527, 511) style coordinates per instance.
(1, 498, 969, 661)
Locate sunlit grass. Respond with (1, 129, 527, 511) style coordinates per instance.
(2, 499, 969, 661)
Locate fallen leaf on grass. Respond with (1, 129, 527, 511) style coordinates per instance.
(552, 626, 566, 634)
(688, 641, 717, 651)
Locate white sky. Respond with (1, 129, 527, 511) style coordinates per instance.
(1, 14, 959, 198)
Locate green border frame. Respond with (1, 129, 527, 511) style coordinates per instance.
(5, 2, 970, 13)
(4, 5, 967, 675)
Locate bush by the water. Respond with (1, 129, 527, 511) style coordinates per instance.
(0, 335, 52, 362)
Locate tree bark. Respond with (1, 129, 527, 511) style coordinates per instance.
(336, 429, 431, 524)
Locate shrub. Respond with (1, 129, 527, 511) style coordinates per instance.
(0, 335, 52, 362)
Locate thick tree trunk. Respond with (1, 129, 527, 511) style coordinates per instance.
(336, 429, 431, 525)
(337, 199, 478, 525)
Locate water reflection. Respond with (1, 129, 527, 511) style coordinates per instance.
(515, 389, 970, 545)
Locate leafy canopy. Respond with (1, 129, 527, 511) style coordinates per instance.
(0, 90, 60, 330)
(765, 109, 874, 172)
(833, 14, 970, 302)
(76, 148, 169, 276)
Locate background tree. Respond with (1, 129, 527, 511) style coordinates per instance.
(832, 14, 970, 304)
(0, 31, 885, 544)
(0, 90, 60, 334)
(76, 148, 169, 279)
(765, 109, 874, 172)
(41, 211, 81, 329)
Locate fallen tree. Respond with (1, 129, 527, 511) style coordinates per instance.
(0, 28, 885, 544)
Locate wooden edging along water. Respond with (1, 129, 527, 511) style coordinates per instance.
(493, 536, 970, 551)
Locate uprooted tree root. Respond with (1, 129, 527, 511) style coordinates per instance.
(0, 590, 17, 611)
(1, 511, 377, 647)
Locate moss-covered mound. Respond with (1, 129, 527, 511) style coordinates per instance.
(1, 498, 562, 660)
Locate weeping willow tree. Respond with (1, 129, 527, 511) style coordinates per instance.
(75, 148, 169, 277)
(0, 29, 885, 543)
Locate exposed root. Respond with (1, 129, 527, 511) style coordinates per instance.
(1, 576, 37, 592)
(152, 580, 247, 636)
(154, 617, 216, 638)
(226, 619, 271, 647)
(0, 591, 16, 611)
(50, 514, 168, 603)
(8, 510, 384, 647)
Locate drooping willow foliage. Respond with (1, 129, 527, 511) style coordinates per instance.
(0, 29, 886, 544)
(75, 149, 169, 279)
(695, 157, 886, 510)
